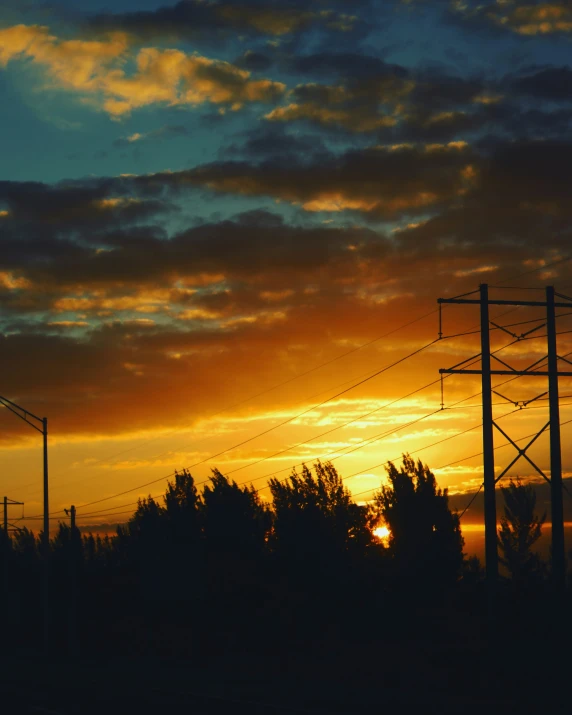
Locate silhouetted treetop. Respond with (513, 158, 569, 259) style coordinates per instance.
(269, 461, 373, 565)
(498, 477, 546, 584)
(201, 468, 271, 556)
(374, 454, 464, 588)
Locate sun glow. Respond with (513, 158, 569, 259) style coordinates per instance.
(373, 525, 390, 542)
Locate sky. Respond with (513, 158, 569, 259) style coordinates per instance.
(1, 0, 572, 535)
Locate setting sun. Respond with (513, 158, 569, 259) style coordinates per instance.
(373, 525, 391, 541)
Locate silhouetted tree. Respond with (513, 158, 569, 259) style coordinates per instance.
(119, 495, 165, 551)
(202, 469, 271, 558)
(11, 526, 39, 563)
(269, 460, 373, 578)
(498, 477, 546, 584)
(164, 469, 202, 545)
(373, 454, 464, 590)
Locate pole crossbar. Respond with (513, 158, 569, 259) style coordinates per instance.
(438, 298, 572, 308)
(440, 369, 572, 376)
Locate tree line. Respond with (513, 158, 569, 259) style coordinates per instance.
(0, 455, 558, 657)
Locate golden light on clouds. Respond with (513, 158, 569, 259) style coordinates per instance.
(0, 24, 285, 116)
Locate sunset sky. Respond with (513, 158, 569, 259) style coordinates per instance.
(1, 0, 572, 534)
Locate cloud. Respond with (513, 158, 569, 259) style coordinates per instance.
(449, 1, 572, 36)
(264, 78, 411, 132)
(85, 0, 362, 42)
(155, 142, 478, 217)
(0, 24, 285, 117)
(258, 58, 503, 139)
(0, 131, 571, 443)
(113, 125, 191, 147)
(509, 66, 572, 102)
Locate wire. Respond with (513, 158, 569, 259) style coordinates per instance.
(71, 321, 521, 515)
(73, 338, 441, 511)
(19, 307, 572, 522)
(69, 400, 572, 523)
(491, 254, 572, 287)
(55, 310, 444, 474)
(28, 330, 557, 522)
(353, 414, 572, 513)
(3, 308, 442, 499)
(74, 312, 548, 514)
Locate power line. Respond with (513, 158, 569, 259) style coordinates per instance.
(491, 254, 572, 287)
(73, 337, 442, 512)
(28, 344, 563, 523)
(20, 310, 572, 522)
(68, 399, 572, 523)
(14, 302, 543, 505)
(73, 314, 548, 513)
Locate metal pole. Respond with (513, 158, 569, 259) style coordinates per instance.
(42, 417, 50, 655)
(2, 496, 7, 607)
(546, 286, 565, 593)
(480, 284, 498, 619)
(69, 504, 77, 656)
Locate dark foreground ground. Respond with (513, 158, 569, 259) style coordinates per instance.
(3, 630, 571, 715)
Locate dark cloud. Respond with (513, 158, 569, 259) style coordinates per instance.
(510, 66, 572, 102)
(0, 179, 177, 251)
(393, 139, 572, 267)
(222, 124, 330, 162)
(235, 50, 273, 72)
(0, 201, 384, 292)
(289, 52, 408, 80)
(84, 0, 367, 43)
(150, 142, 478, 218)
(409, 72, 485, 111)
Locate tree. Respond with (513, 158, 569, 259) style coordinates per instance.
(201, 469, 271, 558)
(373, 454, 464, 589)
(497, 477, 546, 584)
(269, 461, 373, 575)
(163, 469, 202, 546)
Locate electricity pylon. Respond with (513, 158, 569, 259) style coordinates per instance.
(438, 284, 572, 617)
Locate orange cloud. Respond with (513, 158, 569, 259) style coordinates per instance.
(451, 1, 572, 35)
(500, 4, 572, 34)
(266, 103, 397, 132)
(0, 24, 285, 117)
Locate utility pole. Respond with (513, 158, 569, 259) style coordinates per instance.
(3, 496, 24, 534)
(438, 284, 572, 614)
(42, 416, 50, 657)
(2, 496, 24, 620)
(64, 504, 78, 656)
(64, 504, 76, 530)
